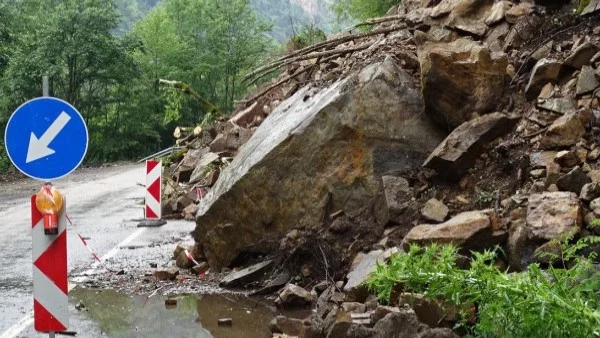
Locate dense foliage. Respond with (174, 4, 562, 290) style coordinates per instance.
(0, 0, 272, 167)
(366, 241, 600, 337)
(332, 0, 400, 22)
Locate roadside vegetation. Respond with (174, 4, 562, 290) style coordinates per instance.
(366, 236, 600, 337)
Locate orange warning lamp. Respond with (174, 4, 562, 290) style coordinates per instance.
(35, 183, 64, 235)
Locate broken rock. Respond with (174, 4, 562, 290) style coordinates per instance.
(153, 268, 179, 281)
(418, 38, 508, 129)
(525, 59, 563, 100)
(344, 250, 385, 302)
(219, 260, 273, 288)
(403, 210, 503, 252)
(576, 65, 599, 96)
(565, 42, 599, 69)
(194, 56, 444, 270)
(275, 284, 313, 308)
(421, 198, 449, 223)
(556, 166, 591, 194)
(378, 176, 415, 226)
(539, 108, 592, 150)
(526, 192, 582, 241)
(424, 113, 519, 179)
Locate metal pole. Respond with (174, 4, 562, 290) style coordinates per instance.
(43, 76, 49, 97)
(43, 76, 54, 338)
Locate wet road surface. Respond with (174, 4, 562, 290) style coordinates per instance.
(0, 164, 276, 338)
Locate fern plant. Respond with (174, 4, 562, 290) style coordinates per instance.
(366, 239, 600, 337)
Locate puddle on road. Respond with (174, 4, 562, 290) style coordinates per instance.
(70, 287, 276, 338)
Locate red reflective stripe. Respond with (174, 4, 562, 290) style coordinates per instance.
(146, 160, 159, 174)
(31, 196, 43, 227)
(147, 178, 160, 203)
(33, 230, 68, 294)
(146, 205, 158, 219)
(34, 299, 67, 332)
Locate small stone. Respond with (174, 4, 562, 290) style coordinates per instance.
(580, 182, 600, 201)
(565, 42, 599, 69)
(547, 184, 559, 192)
(538, 82, 555, 99)
(537, 97, 575, 114)
(557, 166, 592, 194)
(583, 163, 592, 173)
(576, 148, 589, 164)
(269, 316, 305, 336)
(576, 66, 599, 96)
(554, 150, 580, 168)
(275, 284, 313, 308)
(341, 302, 367, 313)
(589, 170, 600, 182)
(546, 162, 562, 187)
(589, 148, 600, 162)
(153, 268, 179, 281)
(421, 198, 449, 223)
(192, 262, 209, 275)
(529, 181, 546, 193)
(535, 241, 562, 264)
(591, 198, 600, 215)
(530, 169, 546, 178)
(218, 318, 233, 327)
(150, 263, 157, 268)
(373, 305, 401, 324)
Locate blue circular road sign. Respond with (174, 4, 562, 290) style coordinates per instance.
(4, 97, 88, 181)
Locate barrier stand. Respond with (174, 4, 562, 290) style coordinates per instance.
(138, 159, 166, 227)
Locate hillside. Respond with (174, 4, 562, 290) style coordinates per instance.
(116, 0, 336, 41)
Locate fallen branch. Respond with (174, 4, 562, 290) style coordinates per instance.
(246, 43, 371, 86)
(158, 79, 220, 115)
(348, 15, 405, 31)
(243, 25, 403, 83)
(247, 53, 342, 103)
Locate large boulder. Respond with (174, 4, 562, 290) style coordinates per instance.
(194, 56, 445, 270)
(526, 192, 582, 241)
(423, 112, 519, 178)
(418, 38, 508, 129)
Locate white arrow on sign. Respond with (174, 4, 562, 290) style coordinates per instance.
(26, 111, 71, 163)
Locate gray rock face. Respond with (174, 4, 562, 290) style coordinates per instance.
(423, 112, 519, 179)
(194, 56, 444, 270)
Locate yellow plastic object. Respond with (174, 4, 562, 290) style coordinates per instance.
(35, 183, 63, 215)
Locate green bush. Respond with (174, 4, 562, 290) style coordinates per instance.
(366, 240, 600, 337)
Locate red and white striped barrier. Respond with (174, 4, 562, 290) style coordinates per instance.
(145, 160, 162, 219)
(31, 196, 68, 332)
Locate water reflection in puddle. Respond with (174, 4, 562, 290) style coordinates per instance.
(70, 287, 274, 338)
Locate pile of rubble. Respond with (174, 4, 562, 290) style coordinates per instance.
(157, 0, 600, 336)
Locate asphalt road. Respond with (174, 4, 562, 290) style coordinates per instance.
(0, 164, 225, 338)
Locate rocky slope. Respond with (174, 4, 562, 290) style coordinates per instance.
(161, 0, 600, 336)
